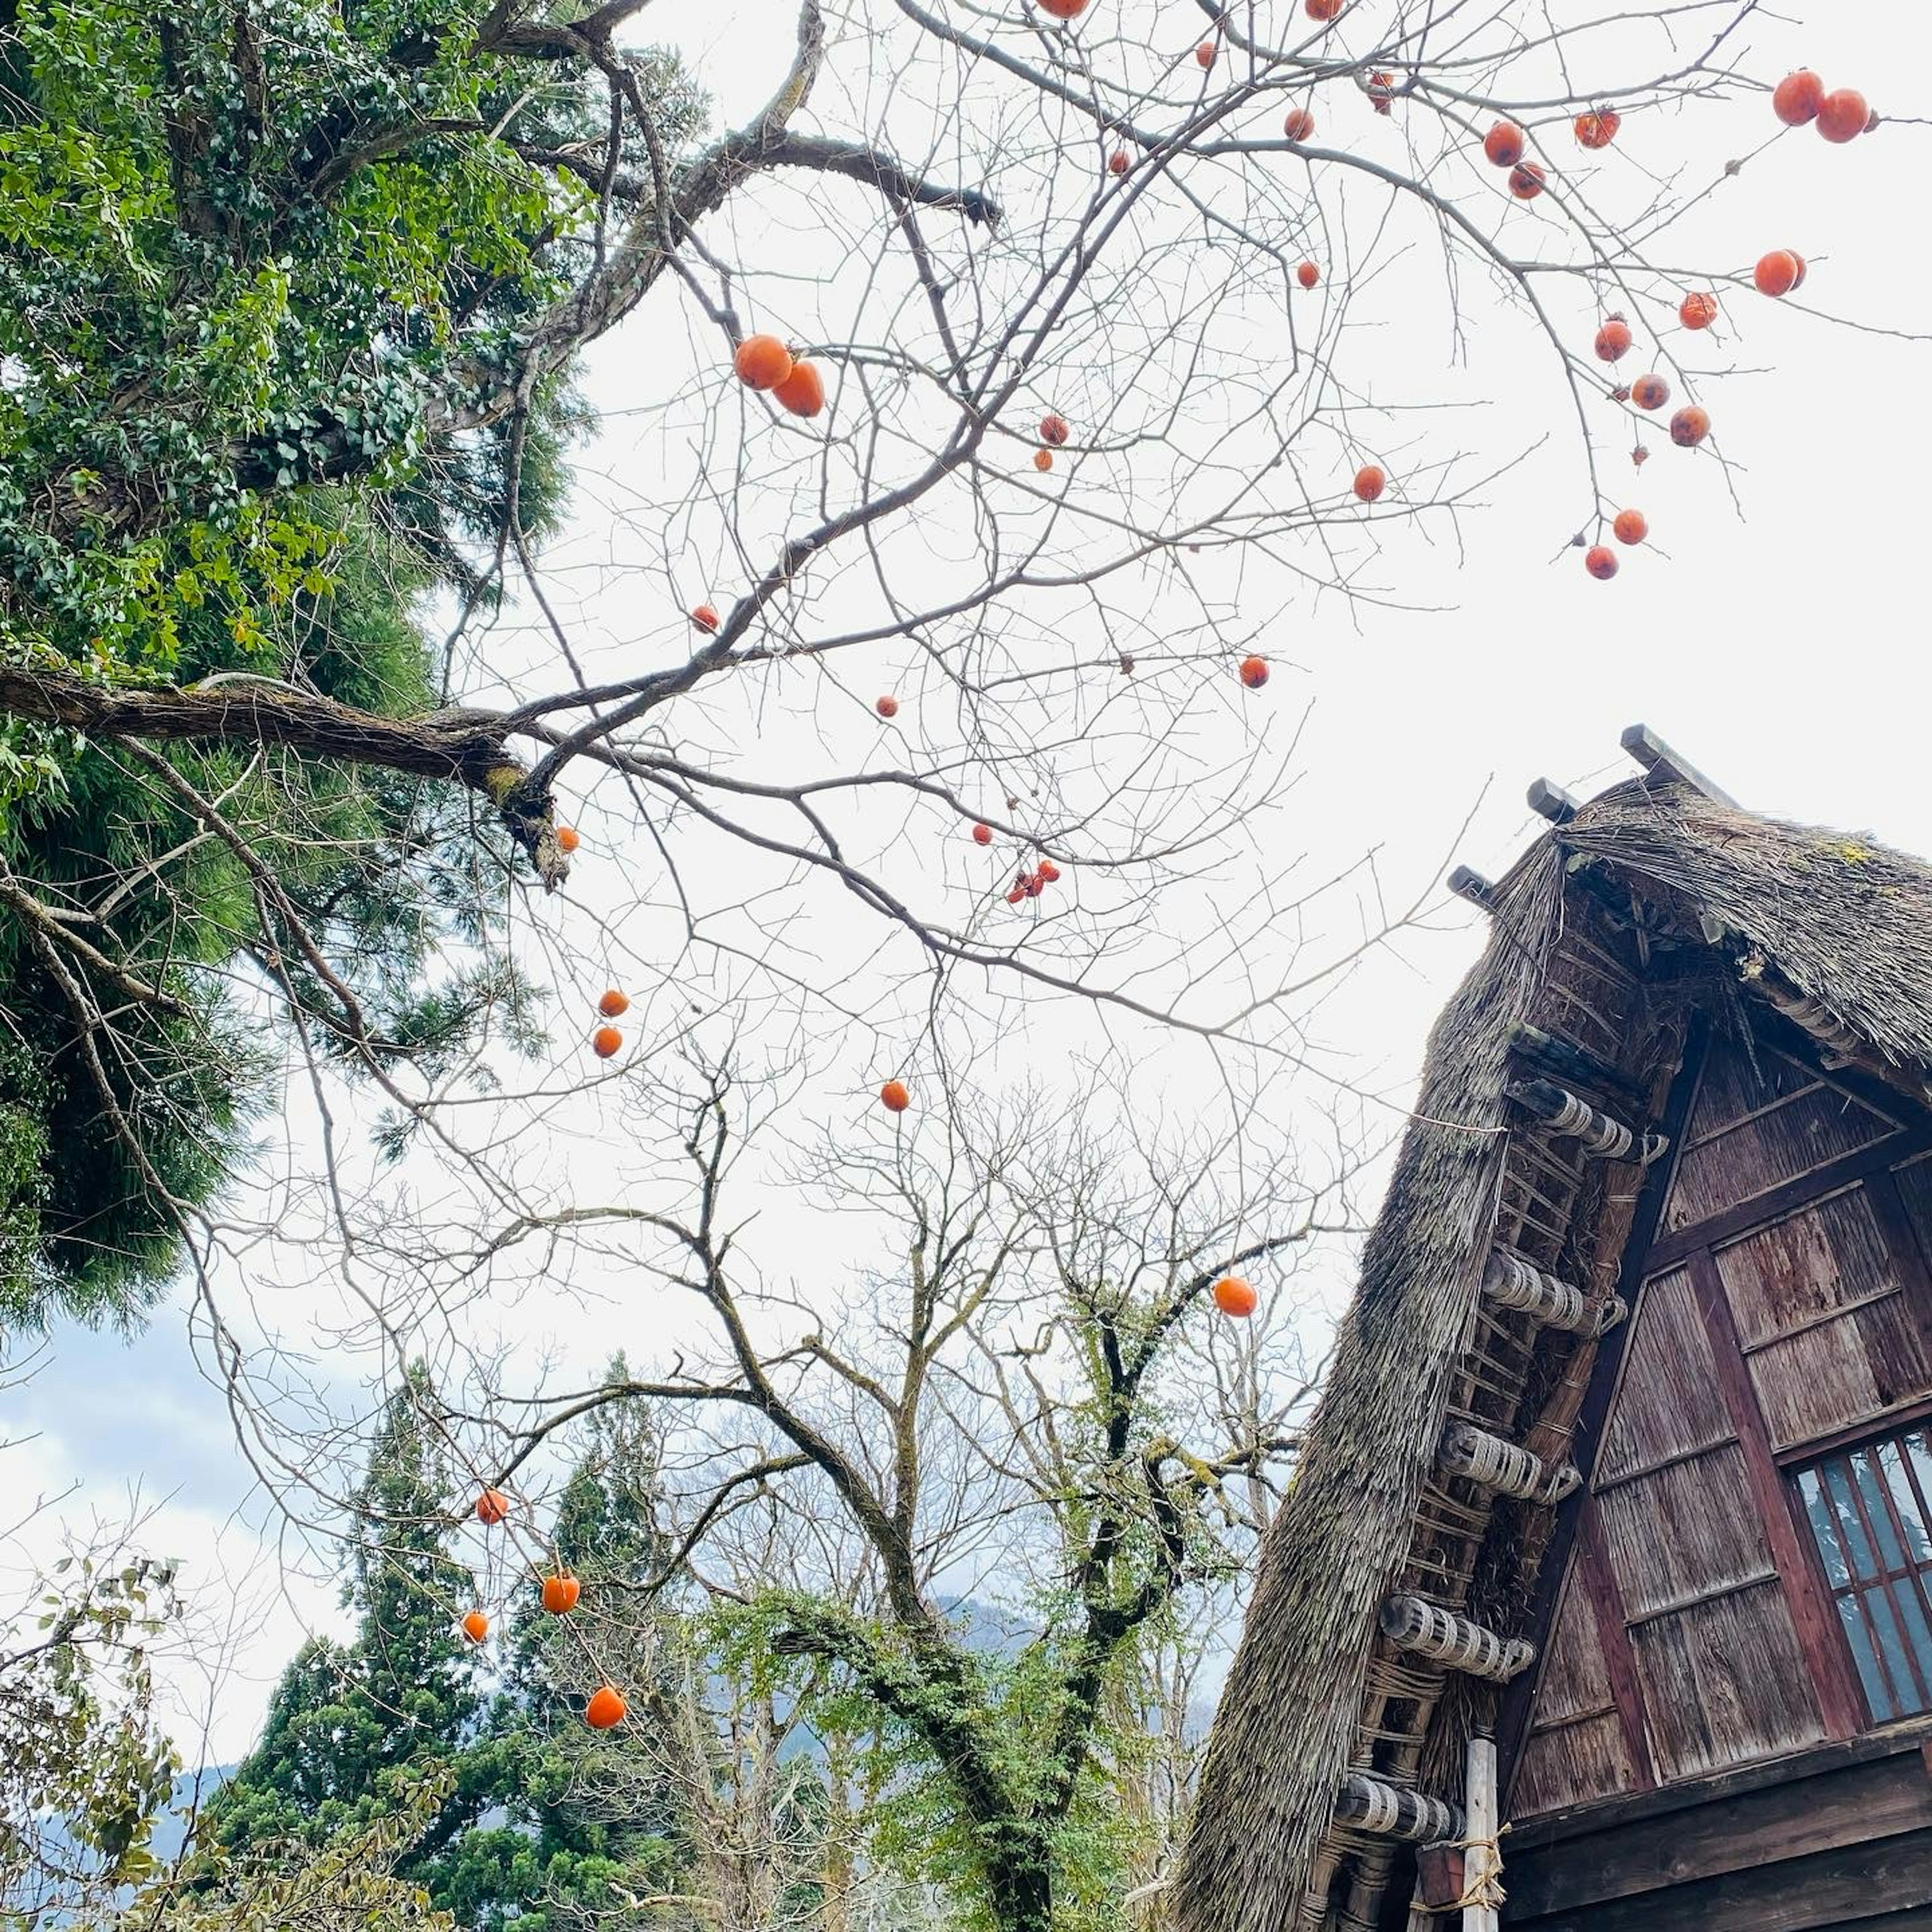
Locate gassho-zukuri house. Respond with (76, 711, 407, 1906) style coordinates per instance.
(1173, 727, 1932, 1932)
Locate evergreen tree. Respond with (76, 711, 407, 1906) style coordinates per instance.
(206, 1373, 481, 1859)
(443, 1382, 688, 1929)
(0, 0, 687, 1328)
(210, 1370, 694, 1928)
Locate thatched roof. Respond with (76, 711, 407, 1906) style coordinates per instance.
(1171, 751, 1932, 1932)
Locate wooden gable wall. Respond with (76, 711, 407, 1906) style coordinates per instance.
(1509, 1017, 1932, 1821)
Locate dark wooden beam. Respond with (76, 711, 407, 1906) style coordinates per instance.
(1687, 1247, 1865, 1742)
(1498, 1020, 1708, 1797)
(1509, 1724, 1932, 1852)
(1511, 1022, 1647, 1107)
(1528, 777, 1583, 825)
(1506, 1825, 1932, 1932)
(1509, 1744, 1932, 1918)
(1620, 723, 1740, 809)
(1449, 864, 1497, 910)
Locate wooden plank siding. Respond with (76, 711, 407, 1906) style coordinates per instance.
(1499, 1723, 1932, 1932)
(1508, 1021, 1932, 1836)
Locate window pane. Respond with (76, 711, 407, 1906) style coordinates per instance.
(1825, 1460, 1880, 1581)
(1852, 1448, 1908, 1572)
(1907, 1432, 1932, 1531)
(1865, 1584, 1919, 1712)
(1801, 1470, 1852, 1588)
(1892, 1578, 1932, 1694)
(1881, 1441, 1932, 1566)
(1839, 1592, 1899, 1722)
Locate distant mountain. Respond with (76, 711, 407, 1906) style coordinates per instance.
(148, 1765, 230, 1866)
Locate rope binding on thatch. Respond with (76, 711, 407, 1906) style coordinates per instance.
(1333, 1774, 1465, 1843)
(1439, 1421, 1581, 1505)
(1379, 1595, 1537, 1683)
(1479, 1248, 1625, 1338)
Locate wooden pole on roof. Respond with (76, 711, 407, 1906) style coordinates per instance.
(1462, 1735, 1502, 1932)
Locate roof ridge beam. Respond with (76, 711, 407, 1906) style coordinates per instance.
(1620, 722, 1739, 808)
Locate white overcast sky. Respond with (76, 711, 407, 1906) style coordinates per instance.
(9, 0, 1930, 1768)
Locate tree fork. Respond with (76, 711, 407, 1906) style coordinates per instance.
(0, 664, 571, 888)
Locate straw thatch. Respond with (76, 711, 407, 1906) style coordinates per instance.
(1171, 769, 1932, 1932)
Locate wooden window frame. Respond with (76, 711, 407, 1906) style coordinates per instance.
(1787, 1421, 1932, 1726)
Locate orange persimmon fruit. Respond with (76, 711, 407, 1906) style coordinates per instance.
(1772, 70, 1825, 127)
(1754, 249, 1803, 296)
(1669, 405, 1710, 447)
(586, 1686, 627, 1729)
(733, 334, 793, 391)
(880, 1080, 911, 1113)
(1815, 88, 1869, 143)
(1212, 1275, 1258, 1318)
(1482, 121, 1525, 167)
(773, 359, 826, 418)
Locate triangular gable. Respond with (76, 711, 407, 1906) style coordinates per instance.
(1662, 1034, 1901, 1234)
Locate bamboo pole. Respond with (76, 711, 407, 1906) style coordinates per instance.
(1463, 1735, 1501, 1932)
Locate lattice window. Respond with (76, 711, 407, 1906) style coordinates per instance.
(1795, 1428, 1932, 1722)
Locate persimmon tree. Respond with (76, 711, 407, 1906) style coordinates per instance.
(299, 1068, 1344, 1932)
(0, 0, 1896, 1326)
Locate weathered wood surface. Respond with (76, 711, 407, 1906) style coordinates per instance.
(1506, 1826, 1932, 1932)
(1509, 1024, 1932, 1816)
(1662, 1046, 1901, 1234)
(1508, 1738, 1932, 1920)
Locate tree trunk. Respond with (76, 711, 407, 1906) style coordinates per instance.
(986, 1849, 1054, 1932)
